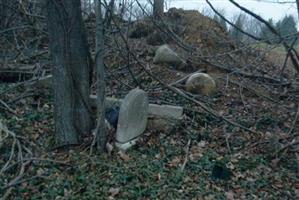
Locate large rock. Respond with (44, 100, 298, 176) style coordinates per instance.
(185, 73, 216, 95)
(116, 88, 149, 145)
(153, 45, 185, 67)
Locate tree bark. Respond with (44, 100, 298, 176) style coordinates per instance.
(153, 0, 164, 18)
(296, 0, 299, 21)
(47, 0, 92, 147)
(95, 0, 107, 151)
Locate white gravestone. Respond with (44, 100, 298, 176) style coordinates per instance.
(115, 88, 149, 148)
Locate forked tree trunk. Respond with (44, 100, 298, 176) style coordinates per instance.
(153, 0, 164, 18)
(47, 0, 92, 147)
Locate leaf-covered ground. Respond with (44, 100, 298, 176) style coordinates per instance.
(0, 76, 298, 199)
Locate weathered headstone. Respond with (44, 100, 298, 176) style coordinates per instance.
(115, 88, 149, 149)
(185, 73, 216, 95)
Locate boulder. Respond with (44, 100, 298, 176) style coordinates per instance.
(153, 45, 185, 67)
(185, 73, 216, 95)
(115, 88, 149, 145)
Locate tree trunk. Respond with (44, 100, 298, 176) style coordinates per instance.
(296, 0, 299, 20)
(47, 0, 92, 147)
(95, 0, 107, 150)
(153, 0, 164, 18)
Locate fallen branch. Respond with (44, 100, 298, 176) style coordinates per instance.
(181, 139, 191, 172)
(287, 104, 299, 135)
(0, 99, 17, 115)
(274, 140, 299, 156)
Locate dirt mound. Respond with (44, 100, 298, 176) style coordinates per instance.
(130, 8, 233, 52)
(165, 8, 233, 51)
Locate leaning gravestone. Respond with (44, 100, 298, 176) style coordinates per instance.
(115, 88, 149, 150)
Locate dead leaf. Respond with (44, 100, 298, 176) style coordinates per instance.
(117, 151, 130, 161)
(166, 156, 181, 168)
(155, 153, 161, 159)
(109, 187, 120, 197)
(270, 158, 280, 168)
(156, 173, 161, 181)
(225, 191, 234, 200)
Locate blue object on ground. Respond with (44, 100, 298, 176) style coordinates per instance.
(105, 106, 120, 129)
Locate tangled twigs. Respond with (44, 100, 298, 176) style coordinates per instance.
(0, 120, 26, 197)
(287, 103, 299, 135)
(181, 139, 191, 172)
(0, 121, 68, 196)
(0, 99, 17, 115)
(0, 121, 22, 174)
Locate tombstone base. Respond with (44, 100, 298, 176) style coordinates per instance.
(115, 138, 139, 151)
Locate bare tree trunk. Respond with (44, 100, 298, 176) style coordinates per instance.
(89, 0, 92, 13)
(47, 0, 92, 147)
(95, 0, 107, 150)
(296, 0, 299, 21)
(153, 0, 164, 18)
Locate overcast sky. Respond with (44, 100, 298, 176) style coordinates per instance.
(166, 0, 298, 22)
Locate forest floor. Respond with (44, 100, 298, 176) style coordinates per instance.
(1, 8, 299, 199)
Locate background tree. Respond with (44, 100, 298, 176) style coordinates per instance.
(259, 18, 278, 44)
(229, 14, 245, 42)
(219, 16, 227, 31)
(153, 0, 164, 18)
(213, 14, 227, 31)
(276, 15, 297, 45)
(296, 0, 299, 20)
(47, 0, 92, 147)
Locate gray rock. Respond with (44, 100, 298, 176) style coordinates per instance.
(185, 73, 216, 95)
(116, 88, 149, 144)
(153, 45, 185, 67)
(149, 104, 183, 119)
